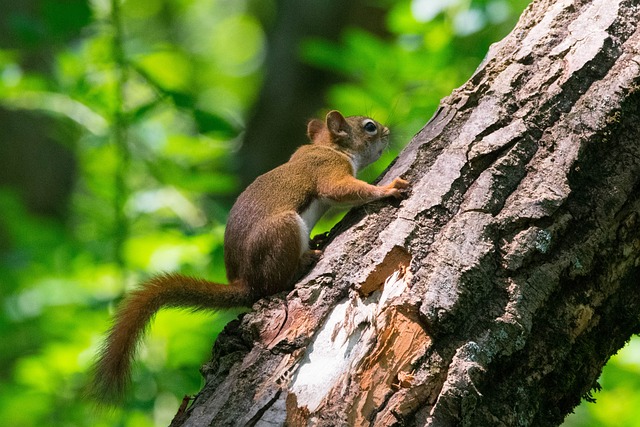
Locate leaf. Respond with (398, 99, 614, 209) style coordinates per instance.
(193, 109, 240, 138)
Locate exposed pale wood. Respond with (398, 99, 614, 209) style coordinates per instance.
(174, 0, 640, 425)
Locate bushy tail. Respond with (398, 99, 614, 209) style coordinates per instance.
(89, 273, 252, 403)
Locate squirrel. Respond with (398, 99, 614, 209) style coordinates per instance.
(91, 110, 409, 401)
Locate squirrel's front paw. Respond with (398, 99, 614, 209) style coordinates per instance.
(386, 177, 410, 198)
(391, 177, 409, 189)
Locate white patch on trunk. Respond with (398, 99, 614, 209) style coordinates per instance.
(290, 270, 408, 413)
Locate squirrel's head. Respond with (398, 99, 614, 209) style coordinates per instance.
(307, 110, 390, 171)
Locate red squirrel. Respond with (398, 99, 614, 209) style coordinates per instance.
(91, 110, 409, 401)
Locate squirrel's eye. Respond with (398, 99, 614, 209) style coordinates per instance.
(363, 120, 378, 135)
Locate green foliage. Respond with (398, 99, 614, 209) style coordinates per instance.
(564, 338, 640, 427)
(0, 0, 635, 425)
(1, 0, 259, 424)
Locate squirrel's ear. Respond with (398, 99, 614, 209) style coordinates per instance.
(306, 118, 324, 141)
(326, 110, 349, 143)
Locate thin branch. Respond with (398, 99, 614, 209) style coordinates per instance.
(111, 0, 130, 274)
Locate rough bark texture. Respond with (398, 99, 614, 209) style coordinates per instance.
(174, 0, 640, 425)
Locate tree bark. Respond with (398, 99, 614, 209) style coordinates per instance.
(174, 0, 640, 425)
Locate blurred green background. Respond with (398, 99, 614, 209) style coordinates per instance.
(0, 0, 637, 425)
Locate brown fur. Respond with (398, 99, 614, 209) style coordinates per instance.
(91, 274, 251, 402)
(90, 110, 408, 402)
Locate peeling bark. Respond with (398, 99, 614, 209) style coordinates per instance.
(172, 0, 640, 425)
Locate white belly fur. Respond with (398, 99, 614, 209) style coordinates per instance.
(296, 199, 330, 256)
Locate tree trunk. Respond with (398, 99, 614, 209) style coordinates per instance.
(173, 0, 640, 425)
